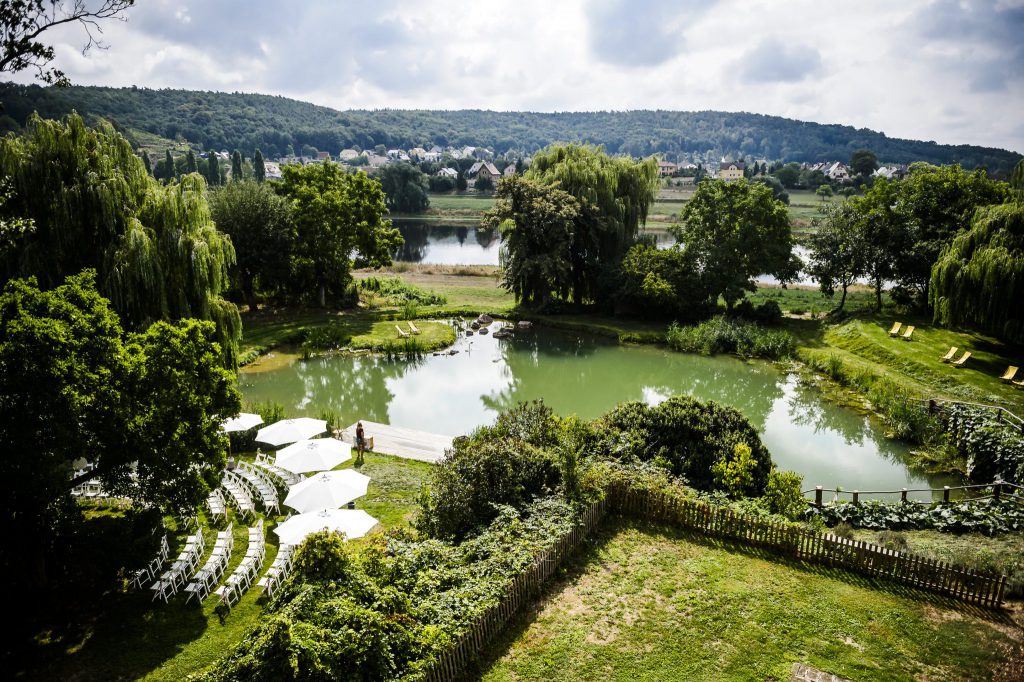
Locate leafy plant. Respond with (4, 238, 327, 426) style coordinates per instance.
(667, 316, 796, 360)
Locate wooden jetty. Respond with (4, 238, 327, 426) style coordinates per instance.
(339, 421, 453, 463)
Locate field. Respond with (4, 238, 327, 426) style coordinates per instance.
(17, 452, 432, 681)
(479, 521, 1019, 681)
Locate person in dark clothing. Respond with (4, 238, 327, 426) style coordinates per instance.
(355, 422, 366, 465)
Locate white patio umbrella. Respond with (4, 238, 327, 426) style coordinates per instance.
(275, 438, 352, 474)
(255, 418, 328, 447)
(274, 509, 379, 545)
(283, 469, 371, 513)
(220, 412, 264, 433)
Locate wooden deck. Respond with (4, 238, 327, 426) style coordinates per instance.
(339, 421, 453, 463)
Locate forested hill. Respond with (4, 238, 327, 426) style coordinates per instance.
(1, 83, 1020, 174)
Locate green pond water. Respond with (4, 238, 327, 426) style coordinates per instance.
(239, 326, 958, 500)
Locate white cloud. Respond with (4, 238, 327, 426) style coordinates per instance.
(8, 0, 1023, 153)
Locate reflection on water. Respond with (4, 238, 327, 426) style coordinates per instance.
(240, 327, 958, 500)
(394, 221, 499, 265)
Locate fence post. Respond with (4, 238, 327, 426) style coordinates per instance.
(815, 486, 823, 508)
(900, 488, 908, 503)
(928, 399, 936, 413)
(852, 491, 860, 507)
(943, 486, 950, 503)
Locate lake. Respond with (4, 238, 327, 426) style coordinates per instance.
(393, 221, 818, 285)
(240, 325, 957, 500)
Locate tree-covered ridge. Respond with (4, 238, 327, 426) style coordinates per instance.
(1, 83, 1020, 174)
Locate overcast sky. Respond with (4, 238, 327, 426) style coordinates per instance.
(17, 0, 1024, 153)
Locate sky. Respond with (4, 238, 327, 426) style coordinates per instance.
(15, 0, 1024, 153)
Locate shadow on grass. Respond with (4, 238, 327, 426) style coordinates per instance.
(14, 591, 210, 682)
(464, 514, 1016, 680)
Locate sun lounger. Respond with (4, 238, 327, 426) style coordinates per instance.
(999, 366, 1019, 382)
(951, 351, 971, 367)
(887, 322, 902, 337)
(1013, 378, 1024, 389)
(408, 321, 421, 335)
(940, 347, 958, 362)
(395, 325, 409, 338)
(900, 325, 915, 341)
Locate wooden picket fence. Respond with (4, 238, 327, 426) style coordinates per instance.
(425, 483, 1006, 680)
(609, 482, 1007, 609)
(425, 497, 608, 682)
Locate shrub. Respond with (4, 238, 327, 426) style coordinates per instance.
(762, 469, 806, 520)
(614, 244, 711, 321)
(939, 404, 1024, 484)
(712, 443, 760, 498)
(597, 395, 773, 496)
(807, 498, 1024, 535)
(666, 316, 796, 360)
(357, 277, 446, 306)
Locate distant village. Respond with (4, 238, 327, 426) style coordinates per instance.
(197, 144, 910, 189)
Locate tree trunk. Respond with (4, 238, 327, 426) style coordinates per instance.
(242, 272, 258, 313)
(834, 285, 848, 313)
(318, 282, 326, 308)
(875, 276, 883, 312)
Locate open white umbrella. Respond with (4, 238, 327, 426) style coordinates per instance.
(283, 469, 371, 513)
(274, 509, 379, 545)
(255, 418, 328, 447)
(275, 438, 352, 474)
(221, 412, 264, 433)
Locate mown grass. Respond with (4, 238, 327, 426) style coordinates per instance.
(479, 521, 1017, 682)
(746, 283, 881, 316)
(20, 452, 432, 681)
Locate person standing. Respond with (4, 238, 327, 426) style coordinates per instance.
(355, 422, 366, 465)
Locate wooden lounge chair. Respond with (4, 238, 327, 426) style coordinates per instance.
(408, 321, 421, 335)
(940, 347, 958, 362)
(1000, 366, 1019, 382)
(900, 325, 915, 341)
(1014, 378, 1024, 389)
(887, 322, 902, 337)
(951, 351, 971, 367)
(395, 325, 409, 338)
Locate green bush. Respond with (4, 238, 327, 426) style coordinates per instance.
(666, 316, 795, 360)
(807, 498, 1024, 535)
(416, 403, 563, 540)
(596, 395, 773, 496)
(939, 404, 1024, 485)
(712, 443, 760, 498)
(358, 276, 446, 306)
(762, 469, 806, 520)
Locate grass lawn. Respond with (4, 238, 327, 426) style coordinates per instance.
(747, 282, 882, 316)
(355, 265, 514, 315)
(799, 314, 1024, 409)
(18, 452, 431, 681)
(479, 521, 1019, 682)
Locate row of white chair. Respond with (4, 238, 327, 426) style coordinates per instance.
(132, 534, 170, 589)
(207, 488, 227, 522)
(257, 543, 295, 599)
(151, 528, 205, 603)
(183, 523, 235, 603)
(222, 470, 257, 520)
(214, 520, 266, 609)
(254, 452, 304, 486)
(235, 461, 281, 515)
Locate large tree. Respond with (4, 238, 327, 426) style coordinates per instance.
(931, 202, 1024, 343)
(483, 175, 579, 306)
(231, 149, 243, 181)
(673, 179, 797, 310)
(0, 271, 238, 589)
(376, 161, 429, 213)
(849, 178, 914, 312)
(615, 243, 710, 321)
(276, 162, 402, 306)
(849, 149, 878, 177)
(525, 143, 659, 305)
(806, 202, 865, 313)
(0, 0, 135, 85)
(892, 163, 1008, 304)
(253, 148, 266, 183)
(0, 113, 241, 364)
(208, 180, 292, 312)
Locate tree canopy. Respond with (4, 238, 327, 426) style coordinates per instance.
(208, 180, 292, 312)
(484, 175, 579, 306)
(0, 271, 238, 588)
(931, 203, 1024, 344)
(673, 179, 797, 309)
(0, 113, 241, 364)
(806, 202, 865, 313)
(376, 161, 429, 213)
(275, 162, 402, 306)
(525, 143, 659, 305)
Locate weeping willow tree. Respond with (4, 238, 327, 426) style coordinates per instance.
(0, 113, 240, 365)
(526, 144, 659, 305)
(930, 202, 1024, 343)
